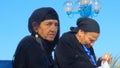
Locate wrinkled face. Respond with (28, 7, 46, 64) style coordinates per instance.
(76, 30, 99, 48)
(36, 19, 58, 41)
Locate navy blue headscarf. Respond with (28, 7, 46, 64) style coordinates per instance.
(70, 18, 100, 33)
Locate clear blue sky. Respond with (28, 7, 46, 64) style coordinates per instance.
(0, 0, 120, 60)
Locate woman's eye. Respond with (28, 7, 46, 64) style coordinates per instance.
(55, 23, 58, 27)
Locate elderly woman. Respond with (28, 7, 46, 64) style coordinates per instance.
(55, 18, 111, 68)
(13, 7, 60, 68)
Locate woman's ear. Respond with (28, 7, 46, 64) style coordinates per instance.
(78, 29, 84, 35)
(32, 22, 38, 32)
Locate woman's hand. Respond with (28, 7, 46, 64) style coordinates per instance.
(100, 53, 112, 64)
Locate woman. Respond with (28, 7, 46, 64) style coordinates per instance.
(13, 7, 60, 68)
(55, 18, 111, 68)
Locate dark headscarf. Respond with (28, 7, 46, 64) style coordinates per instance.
(28, 7, 60, 44)
(70, 18, 100, 33)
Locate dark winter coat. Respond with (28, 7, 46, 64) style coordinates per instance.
(55, 32, 101, 68)
(12, 35, 57, 68)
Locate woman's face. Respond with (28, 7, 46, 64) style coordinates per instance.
(36, 19, 58, 41)
(83, 32, 99, 48)
(76, 30, 99, 48)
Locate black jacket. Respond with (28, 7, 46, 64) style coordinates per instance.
(55, 32, 101, 68)
(12, 35, 57, 68)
